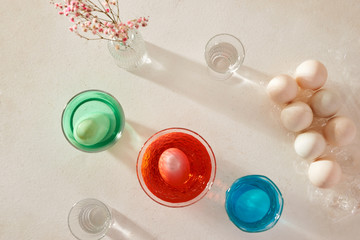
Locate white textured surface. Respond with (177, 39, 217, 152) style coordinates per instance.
(1, 0, 360, 239)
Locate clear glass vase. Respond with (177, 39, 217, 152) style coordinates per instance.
(107, 29, 147, 70)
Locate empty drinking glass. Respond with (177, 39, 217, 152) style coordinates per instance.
(68, 199, 113, 240)
(68, 198, 155, 240)
(205, 33, 245, 80)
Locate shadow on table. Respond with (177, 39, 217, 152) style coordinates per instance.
(186, 157, 330, 240)
(108, 120, 155, 171)
(131, 42, 281, 140)
(107, 209, 157, 240)
(123, 43, 338, 239)
(106, 122, 330, 239)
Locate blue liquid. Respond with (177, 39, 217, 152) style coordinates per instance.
(234, 188, 270, 223)
(225, 175, 283, 233)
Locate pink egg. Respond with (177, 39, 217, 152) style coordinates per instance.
(158, 148, 191, 187)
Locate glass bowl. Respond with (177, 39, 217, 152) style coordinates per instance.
(225, 175, 283, 232)
(136, 128, 216, 207)
(61, 90, 125, 152)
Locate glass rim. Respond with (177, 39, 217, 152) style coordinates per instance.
(108, 28, 139, 47)
(136, 127, 217, 208)
(67, 198, 113, 240)
(225, 175, 284, 233)
(204, 33, 246, 72)
(61, 89, 124, 153)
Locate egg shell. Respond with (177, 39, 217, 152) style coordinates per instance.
(280, 101, 313, 132)
(324, 116, 357, 146)
(295, 60, 327, 90)
(294, 131, 326, 159)
(158, 148, 191, 187)
(267, 74, 298, 104)
(309, 89, 341, 117)
(308, 159, 342, 188)
(74, 113, 111, 146)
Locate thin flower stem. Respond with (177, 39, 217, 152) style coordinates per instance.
(90, 0, 104, 11)
(95, 0, 115, 22)
(85, 0, 102, 11)
(75, 31, 113, 41)
(79, 10, 109, 25)
(68, 10, 109, 23)
(107, 1, 118, 23)
(116, 0, 120, 22)
(87, 0, 114, 21)
(107, 3, 117, 23)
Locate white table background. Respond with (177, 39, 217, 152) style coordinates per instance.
(1, 0, 360, 239)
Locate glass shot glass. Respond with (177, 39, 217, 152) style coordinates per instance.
(61, 90, 125, 152)
(68, 198, 155, 240)
(204, 33, 245, 80)
(225, 175, 283, 233)
(136, 128, 216, 207)
(68, 199, 113, 240)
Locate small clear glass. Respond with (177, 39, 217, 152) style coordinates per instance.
(68, 199, 155, 240)
(204, 33, 245, 80)
(137, 128, 216, 207)
(68, 199, 113, 240)
(107, 29, 147, 70)
(225, 175, 283, 232)
(61, 90, 125, 152)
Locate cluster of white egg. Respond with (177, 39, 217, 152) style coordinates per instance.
(267, 60, 357, 189)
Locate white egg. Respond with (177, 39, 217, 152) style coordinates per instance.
(295, 60, 327, 90)
(267, 74, 298, 104)
(294, 131, 326, 159)
(280, 101, 313, 132)
(308, 159, 342, 188)
(309, 89, 341, 117)
(324, 116, 357, 146)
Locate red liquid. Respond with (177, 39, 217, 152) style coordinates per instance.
(141, 132, 213, 203)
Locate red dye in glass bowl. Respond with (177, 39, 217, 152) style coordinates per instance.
(158, 148, 191, 187)
(136, 128, 216, 207)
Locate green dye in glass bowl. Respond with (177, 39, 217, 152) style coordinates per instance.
(61, 90, 125, 152)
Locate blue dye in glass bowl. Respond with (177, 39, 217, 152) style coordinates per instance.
(225, 175, 283, 233)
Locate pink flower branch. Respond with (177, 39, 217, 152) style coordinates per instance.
(50, 0, 148, 45)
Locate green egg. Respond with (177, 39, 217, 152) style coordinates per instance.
(74, 113, 111, 146)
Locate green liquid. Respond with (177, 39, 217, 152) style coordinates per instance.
(62, 90, 125, 152)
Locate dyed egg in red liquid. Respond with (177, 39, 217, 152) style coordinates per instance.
(141, 132, 213, 203)
(158, 148, 191, 187)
